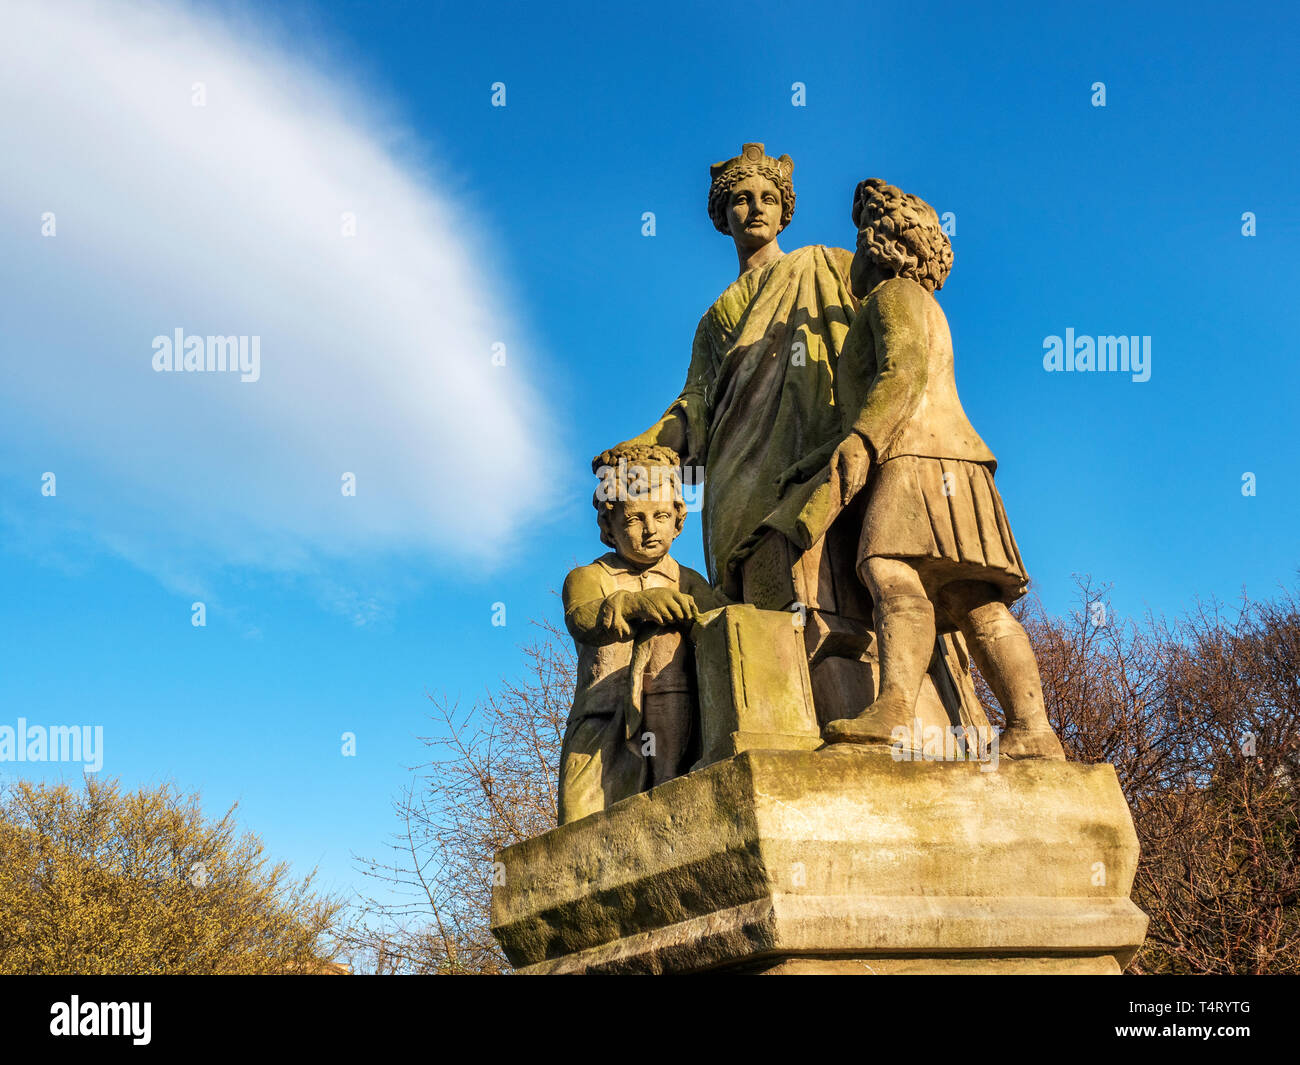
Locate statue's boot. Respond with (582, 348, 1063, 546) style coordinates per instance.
(962, 603, 1066, 761)
(823, 595, 934, 747)
(999, 726, 1066, 760)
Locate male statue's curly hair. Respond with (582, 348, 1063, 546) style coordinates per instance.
(708, 158, 795, 236)
(592, 444, 687, 549)
(851, 178, 953, 293)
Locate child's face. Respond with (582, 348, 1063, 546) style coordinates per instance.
(610, 498, 678, 567)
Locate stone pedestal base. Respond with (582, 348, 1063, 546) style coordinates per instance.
(691, 605, 822, 767)
(490, 748, 1147, 974)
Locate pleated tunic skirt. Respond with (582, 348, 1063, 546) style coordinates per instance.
(858, 455, 1029, 609)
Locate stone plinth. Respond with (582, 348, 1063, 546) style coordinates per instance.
(490, 748, 1147, 974)
(692, 605, 822, 768)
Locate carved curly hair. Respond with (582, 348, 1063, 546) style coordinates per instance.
(592, 444, 686, 550)
(851, 178, 952, 293)
(708, 165, 796, 237)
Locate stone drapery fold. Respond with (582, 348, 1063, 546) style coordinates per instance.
(635, 245, 858, 596)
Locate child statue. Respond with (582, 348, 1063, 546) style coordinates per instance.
(820, 178, 1066, 760)
(557, 445, 726, 824)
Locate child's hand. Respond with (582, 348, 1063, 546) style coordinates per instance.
(631, 588, 698, 627)
(597, 591, 636, 640)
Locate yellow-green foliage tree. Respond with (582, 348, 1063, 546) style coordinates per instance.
(0, 777, 344, 974)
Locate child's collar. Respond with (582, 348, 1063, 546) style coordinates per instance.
(599, 552, 679, 581)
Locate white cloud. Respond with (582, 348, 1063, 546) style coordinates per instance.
(0, 0, 552, 586)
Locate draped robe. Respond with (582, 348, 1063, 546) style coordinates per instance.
(635, 244, 859, 597)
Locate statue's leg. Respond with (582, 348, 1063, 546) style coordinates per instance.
(941, 581, 1065, 761)
(823, 557, 934, 746)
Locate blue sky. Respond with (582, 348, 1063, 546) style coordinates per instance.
(1, 0, 1297, 907)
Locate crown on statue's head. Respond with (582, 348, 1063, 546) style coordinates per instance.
(709, 142, 793, 183)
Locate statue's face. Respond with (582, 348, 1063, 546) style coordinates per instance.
(726, 175, 782, 249)
(610, 498, 677, 567)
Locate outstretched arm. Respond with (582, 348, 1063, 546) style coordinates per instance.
(618, 406, 689, 461)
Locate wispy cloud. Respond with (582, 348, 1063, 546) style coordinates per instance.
(0, 0, 552, 591)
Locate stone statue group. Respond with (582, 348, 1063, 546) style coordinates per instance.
(558, 144, 1065, 824)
